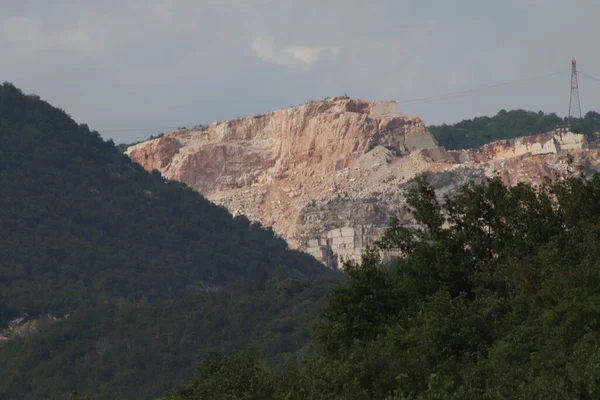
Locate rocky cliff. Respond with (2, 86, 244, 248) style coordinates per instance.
(126, 98, 597, 268)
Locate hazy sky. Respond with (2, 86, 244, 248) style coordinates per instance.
(2, 0, 599, 142)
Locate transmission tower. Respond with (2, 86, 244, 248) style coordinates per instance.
(568, 58, 582, 123)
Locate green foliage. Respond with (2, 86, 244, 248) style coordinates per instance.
(0, 82, 337, 399)
(115, 143, 130, 153)
(0, 82, 326, 324)
(173, 174, 600, 399)
(68, 391, 93, 400)
(316, 174, 600, 398)
(0, 275, 336, 400)
(167, 351, 277, 400)
(429, 109, 600, 150)
(313, 249, 400, 355)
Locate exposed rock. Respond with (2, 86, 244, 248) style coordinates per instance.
(126, 97, 596, 268)
(0, 313, 70, 344)
(466, 131, 585, 162)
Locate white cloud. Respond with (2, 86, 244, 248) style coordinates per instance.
(251, 36, 339, 69)
(2, 0, 599, 140)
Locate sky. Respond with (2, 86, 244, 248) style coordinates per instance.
(2, 0, 600, 143)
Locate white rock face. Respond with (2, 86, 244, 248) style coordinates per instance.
(126, 98, 593, 268)
(471, 132, 584, 161)
(370, 101, 402, 118)
(556, 132, 585, 151)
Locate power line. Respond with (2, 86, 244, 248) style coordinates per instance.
(397, 70, 566, 106)
(102, 126, 179, 134)
(580, 70, 600, 84)
(100, 69, 582, 136)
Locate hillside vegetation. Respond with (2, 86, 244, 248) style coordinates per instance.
(0, 83, 336, 399)
(430, 109, 600, 149)
(165, 173, 600, 399)
(0, 275, 336, 400)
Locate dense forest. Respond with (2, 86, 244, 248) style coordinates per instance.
(0, 274, 336, 399)
(429, 109, 600, 149)
(0, 83, 337, 399)
(162, 173, 600, 399)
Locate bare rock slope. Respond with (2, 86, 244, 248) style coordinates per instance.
(126, 97, 596, 268)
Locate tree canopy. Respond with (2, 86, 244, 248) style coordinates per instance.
(0, 82, 327, 324)
(430, 109, 600, 149)
(166, 173, 600, 399)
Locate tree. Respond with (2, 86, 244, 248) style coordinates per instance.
(300, 174, 600, 398)
(164, 351, 276, 400)
(429, 109, 595, 150)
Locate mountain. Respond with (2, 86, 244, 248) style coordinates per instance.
(125, 97, 442, 268)
(125, 98, 600, 268)
(0, 82, 336, 399)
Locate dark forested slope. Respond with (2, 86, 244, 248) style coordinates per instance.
(0, 274, 336, 400)
(163, 174, 600, 399)
(0, 82, 327, 324)
(0, 82, 336, 400)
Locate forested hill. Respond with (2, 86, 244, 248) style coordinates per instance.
(0, 82, 336, 399)
(429, 109, 600, 150)
(0, 82, 327, 323)
(162, 174, 600, 399)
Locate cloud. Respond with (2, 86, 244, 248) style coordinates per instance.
(1, 16, 107, 55)
(251, 36, 339, 69)
(2, 0, 599, 141)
